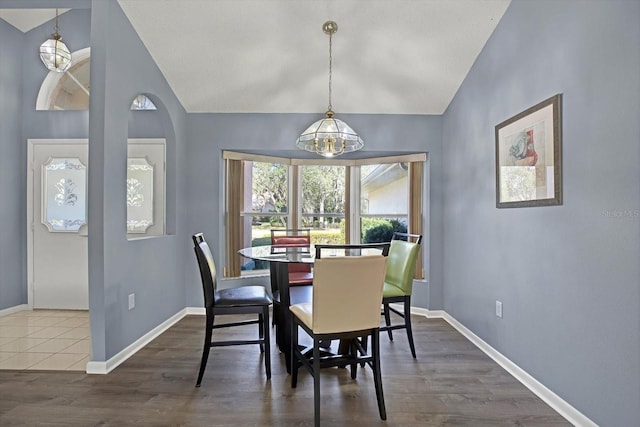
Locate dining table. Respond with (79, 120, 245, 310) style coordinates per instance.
(238, 243, 389, 373)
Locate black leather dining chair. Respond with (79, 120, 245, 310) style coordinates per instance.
(192, 233, 272, 386)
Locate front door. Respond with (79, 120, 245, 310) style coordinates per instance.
(30, 139, 89, 309)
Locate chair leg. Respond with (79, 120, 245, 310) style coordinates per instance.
(404, 297, 416, 358)
(349, 339, 358, 379)
(258, 312, 265, 353)
(272, 301, 279, 326)
(360, 335, 368, 368)
(263, 306, 271, 379)
(313, 338, 321, 427)
(291, 318, 299, 388)
(273, 301, 282, 350)
(383, 303, 393, 341)
(196, 313, 214, 387)
(372, 329, 387, 420)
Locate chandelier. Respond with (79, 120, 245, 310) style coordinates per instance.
(39, 9, 72, 73)
(296, 21, 364, 158)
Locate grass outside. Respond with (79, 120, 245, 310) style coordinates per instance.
(251, 225, 344, 244)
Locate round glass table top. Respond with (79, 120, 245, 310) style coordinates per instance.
(238, 245, 386, 264)
(238, 245, 314, 264)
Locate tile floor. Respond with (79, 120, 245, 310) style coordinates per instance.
(0, 309, 90, 371)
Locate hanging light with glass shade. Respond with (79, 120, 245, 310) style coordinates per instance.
(39, 9, 72, 73)
(296, 21, 364, 158)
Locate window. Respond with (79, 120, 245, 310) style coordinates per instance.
(130, 95, 157, 110)
(224, 152, 426, 278)
(37, 48, 91, 111)
(360, 163, 409, 243)
(239, 161, 288, 272)
(301, 165, 347, 244)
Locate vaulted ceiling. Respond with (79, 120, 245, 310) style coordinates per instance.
(0, 0, 511, 114)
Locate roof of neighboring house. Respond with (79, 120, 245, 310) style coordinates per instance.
(362, 163, 408, 193)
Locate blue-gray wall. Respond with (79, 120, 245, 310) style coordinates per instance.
(185, 113, 444, 309)
(442, 0, 640, 425)
(88, 0, 187, 360)
(0, 19, 25, 310)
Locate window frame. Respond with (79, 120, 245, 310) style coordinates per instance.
(223, 151, 426, 278)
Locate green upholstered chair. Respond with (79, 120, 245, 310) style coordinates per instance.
(381, 232, 422, 358)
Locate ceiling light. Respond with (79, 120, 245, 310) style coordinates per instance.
(39, 9, 72, 73)
(296, 21, 364, 158)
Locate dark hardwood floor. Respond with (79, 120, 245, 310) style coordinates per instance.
(0, 314, 571, 426)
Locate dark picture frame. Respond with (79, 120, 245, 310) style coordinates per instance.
(495, 94, 562, 208)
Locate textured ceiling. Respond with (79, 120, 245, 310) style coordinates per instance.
(118, 0, 510, 114)
(1, 1, 511, 115)
(0, 8, 69, 32)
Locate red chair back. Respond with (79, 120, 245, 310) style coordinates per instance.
(271, 229, 313, 285)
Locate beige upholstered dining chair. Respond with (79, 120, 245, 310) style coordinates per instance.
(289, 250, 388, 427)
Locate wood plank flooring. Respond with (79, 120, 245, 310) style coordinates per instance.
(0, 314, 571, 426)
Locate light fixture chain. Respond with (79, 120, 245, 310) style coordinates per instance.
(328, 30, 332, 112)
(54, 8, 60, 35)
(296, 20, 363, 157)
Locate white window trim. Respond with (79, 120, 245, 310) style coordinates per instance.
(222, 150, 426, 165)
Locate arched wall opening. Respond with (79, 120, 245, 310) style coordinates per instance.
(127, 92, 177, 236)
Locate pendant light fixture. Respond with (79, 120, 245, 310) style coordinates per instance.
(296, 21, 364, 158)
(39, 9, 72, 73)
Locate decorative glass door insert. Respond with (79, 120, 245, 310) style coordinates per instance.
(42, 157, 87, 232)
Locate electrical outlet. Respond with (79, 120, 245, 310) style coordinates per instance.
(128, 293, 135, 310)
(495, 300, 503, 318)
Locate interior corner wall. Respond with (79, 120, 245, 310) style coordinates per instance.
(0, 19, 25, 310)
(441, 0, 640, 425)
(88, 0, 188, 361)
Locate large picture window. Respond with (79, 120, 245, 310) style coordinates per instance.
(224, 152, 426, 278)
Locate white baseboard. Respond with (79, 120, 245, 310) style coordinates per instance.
(185, 307, 205, 315)
(0, 304, 29, 317)
(86, 308, 189, 374)
(409, 307, 596, 427)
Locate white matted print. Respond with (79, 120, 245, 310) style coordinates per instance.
(495, 94, 562, 208)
